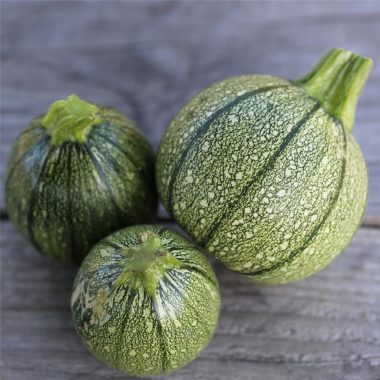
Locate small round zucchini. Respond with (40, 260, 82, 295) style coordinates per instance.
(71, 225, 220, 376)
(5, 95, 157, 262)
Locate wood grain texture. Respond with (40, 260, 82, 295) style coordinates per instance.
(1, 0, 380, 216)
(1, 220, 380, 380)
(1, 1, 380, 379)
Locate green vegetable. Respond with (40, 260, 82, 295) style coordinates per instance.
(71, 225, 220, 376)
(156, 49, 373, 284)
(5, 95, 157, 262)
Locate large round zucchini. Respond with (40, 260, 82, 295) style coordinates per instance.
(156, 49, 373, 284)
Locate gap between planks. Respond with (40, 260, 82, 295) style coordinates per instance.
(1, 209, 380, 228)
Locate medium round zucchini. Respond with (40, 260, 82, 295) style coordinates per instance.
(156, 49, 373, 284)
(5, 95, 157, 262)
(71, 225, 220, 376)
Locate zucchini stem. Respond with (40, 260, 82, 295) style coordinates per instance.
(296, 48, 373, 132)
(42, 94, 101, 145)
(115, 233, 182, 296)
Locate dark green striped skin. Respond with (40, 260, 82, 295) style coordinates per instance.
(5, 106, 157, 263)
(156, 75, 368, 284)
(71, 225, 220, 376)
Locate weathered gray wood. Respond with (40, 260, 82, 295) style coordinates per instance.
(1, 220, 380, 380)
(1, 0, 380, 216)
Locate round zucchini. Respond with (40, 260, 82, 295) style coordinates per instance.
(156, 49, 373, 284)
(71, 225, 220, 376)
(5, 95, 157, 262)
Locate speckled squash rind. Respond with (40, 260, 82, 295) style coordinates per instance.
(156, 73, 368, 284)
(5, 105, 157, 263)
(71, 225, 220, 376)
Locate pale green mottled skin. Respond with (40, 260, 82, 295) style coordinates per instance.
(156, 75, 368, 284)
(71, 225, 220, 376)
(5, 106, 157, 263)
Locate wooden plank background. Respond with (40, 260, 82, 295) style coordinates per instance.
(1, 1, 379, 380)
